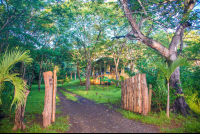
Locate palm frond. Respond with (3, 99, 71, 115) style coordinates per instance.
(3, 73, 26, 108)
(168, 58, 189, 80)
(0, 49, 32, 73)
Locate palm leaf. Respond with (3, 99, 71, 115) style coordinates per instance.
(168, 58, 189, 80)
(0, 49, 32, 108)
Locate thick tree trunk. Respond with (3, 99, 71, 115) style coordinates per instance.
(77, 63, 83, 86)
(38, 60, 43, 92)
(13, 80, 30, 131)
(120, 0, 191, 116)
(169, 53, 190, 116)
(85, 63, 92, 91)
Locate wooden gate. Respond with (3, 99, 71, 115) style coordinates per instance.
(121, 73, 149, 116)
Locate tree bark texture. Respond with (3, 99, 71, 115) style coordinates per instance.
(43, 71, 53, 128)
(29, 63, 35, 91)
(38, 60, 43, 92)
(86, 63, 92, 91)
(75, 72, 76, 80)
(52, 70, 57, 123)
(13, 80, 30, 131)
(120, 0, 191, 116)
(115, 66, 119, 87)
(77, 62, 83, 86)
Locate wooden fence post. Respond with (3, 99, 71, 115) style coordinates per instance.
(148, 84, 152, 112)
(52, 70, 57, 123)
(141, 74, 148, 116)
(43, 71, 53, 128)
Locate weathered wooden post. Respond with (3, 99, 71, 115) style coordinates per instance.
(43, 71, 53, 128)
(52, 70, 57, 122)
(13, 80, 30, 131)
(148, 84, 152, 112)
(141, 74, 148, 116)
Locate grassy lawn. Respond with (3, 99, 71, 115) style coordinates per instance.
(0, 84, 70, 133)
(59, 79, 200, 133)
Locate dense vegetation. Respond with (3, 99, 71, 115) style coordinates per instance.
(0, 0, 199, 133)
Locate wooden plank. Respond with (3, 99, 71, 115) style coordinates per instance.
(133, 74, 137, 112)
(52, 70, 57, 122)
(138, 74, 142, 114)
(130, 76, 134, 111)
(128, 78, 131, 111)
(43, 71, 53, 128)
(148, 84, 152, 112)
(124, 79, 127, 110)
(121, 80, 124, 109)
(141, 74, 148, 116)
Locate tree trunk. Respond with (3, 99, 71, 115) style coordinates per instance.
(20, 62, 26, 79)
(120, 0, 191, 116)
(93, 67, 95, 84)
(85, 63, 92, 91)
(77, 63, 83, 86)
(38, 60, 43, 92)
(29, 63, 35, 91)
(115, 66, 119, 87)
(168, 54, 190, 116)
(131, 60, 134, 73)
(75, 72, 76, 80)
(167, 81, 170, 118)
(70, 72, 73, 80)
(43, 71, 53, 128)
(13, 80, 30, 131)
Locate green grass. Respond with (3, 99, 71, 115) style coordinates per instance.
(0, 84, 70, 133)
(60, 90, 78, 102)
(59, 79, 200, 133)
(60, 79, 121, 106)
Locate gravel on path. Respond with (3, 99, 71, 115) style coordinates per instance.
(57, 88, 160, 133)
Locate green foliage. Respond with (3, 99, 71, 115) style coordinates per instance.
(0, 84, 70, 133)
(0, 49, 32, 107)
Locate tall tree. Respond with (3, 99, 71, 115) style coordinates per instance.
(119, 0, 199, 116)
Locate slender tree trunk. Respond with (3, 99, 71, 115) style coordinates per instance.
(75, 72, 76, 80)
(115, 65, 119, 87)
(29, 63, 35, 91)
(167, 81, 170, 118)
(77, 62, 83, 86)
(38, 60, 43, 92)
(131, 60, 134, 73)
(85, 62, 92, 91)
(70, 72, 73, 80)
(93, 67, 95, 84)
(20, 62, 25, 79)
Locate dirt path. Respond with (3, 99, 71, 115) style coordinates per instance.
(57, 88, 160, 133)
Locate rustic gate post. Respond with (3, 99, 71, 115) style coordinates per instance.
(52, 70, 57, 123)
(148, 84, 152, 112)
(13, 80, 30, 131)
(43, 71, 53, 128)
(141, 74, 149, 116)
